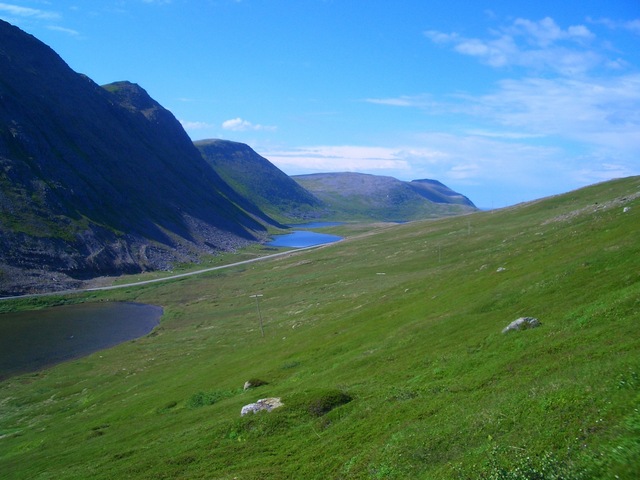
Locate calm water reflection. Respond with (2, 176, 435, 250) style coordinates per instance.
(0, 302, 162, 380)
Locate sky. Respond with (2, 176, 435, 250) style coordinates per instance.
(1, 0, 639, 208)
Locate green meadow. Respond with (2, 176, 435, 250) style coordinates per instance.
(1, 177, 639, 479)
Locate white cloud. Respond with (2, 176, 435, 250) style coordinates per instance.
(425, 17, 607, 75)
(467, 74, 640, 154)
(364, 18, 640, 206)
(509, 17, 594, 47)
(180, 120, 216, 130)
(364, 94, 435, 108)
(0, 2, 60, 20)
(367, 80, 640, 159)
(221, 117, 276, 132)
(263, 145, 419, 173)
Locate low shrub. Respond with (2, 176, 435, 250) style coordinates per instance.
(187, 389, 236, 408)
(306, 389, 352, 417)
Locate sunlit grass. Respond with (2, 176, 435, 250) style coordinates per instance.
(1, 177, 639, 478)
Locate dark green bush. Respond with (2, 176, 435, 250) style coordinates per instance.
(307, 389, 352, 417)
(187, 389, 235, 408)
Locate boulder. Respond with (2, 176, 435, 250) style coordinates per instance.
(502, 317, 541, 334)
(241, 397, 283, 416)
(243, 378, 268, 390)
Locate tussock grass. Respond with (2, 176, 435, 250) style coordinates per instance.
(1, 177, 639, 478)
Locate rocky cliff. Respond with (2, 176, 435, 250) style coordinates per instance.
(0, 20, 274, 295)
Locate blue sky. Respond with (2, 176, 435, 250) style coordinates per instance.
(2, 0, 639, 208)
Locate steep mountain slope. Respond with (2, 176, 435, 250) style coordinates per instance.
(195, 139, 326, 223)
(0, 20, 274, 295)
(293, 172, 477, 221)
(408, 178, 475, 206)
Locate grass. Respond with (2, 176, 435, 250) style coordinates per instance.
(0, 177, 639, 479)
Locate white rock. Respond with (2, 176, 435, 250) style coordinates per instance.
(240, 397, 283, 416)
(502, 317, 541, 334)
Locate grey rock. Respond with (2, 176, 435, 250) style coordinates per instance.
(241, 397, 283, 416)
(502, 317, 541, 334)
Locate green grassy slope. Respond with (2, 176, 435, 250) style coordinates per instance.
(1, 177, 639, 479)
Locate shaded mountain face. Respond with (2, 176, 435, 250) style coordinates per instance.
(195, 139, 326, 223)
(0, 20, 273, 295)
(408, 179, 476, 207)
(293, 172, 477, 221)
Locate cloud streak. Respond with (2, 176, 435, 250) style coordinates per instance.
(0, 2, 60, 20)
(180, 120, 216, 131)
(47, 25, 80, 36)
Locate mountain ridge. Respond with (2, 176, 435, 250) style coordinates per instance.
(0, 20, 276, 295)
(293, 172, 477, 221)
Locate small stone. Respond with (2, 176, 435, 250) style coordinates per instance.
(502, 317, 541, 334)
(243, 378, 268, 390)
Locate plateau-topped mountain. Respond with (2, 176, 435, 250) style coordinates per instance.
(0, 20, 276, 295)
(195, 139, 326, 223)
(293, 172, 477, 221)
(407, 178, 476, 206)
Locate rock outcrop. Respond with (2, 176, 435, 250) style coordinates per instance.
(240, 397, 284, 416)
(502, 317, 541, 333)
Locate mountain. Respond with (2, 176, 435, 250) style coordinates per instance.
(293, 172, 477, 221)
(0, 20, 276, 295)
(407, 178, 475, 206)
(195, 139, 326, 223)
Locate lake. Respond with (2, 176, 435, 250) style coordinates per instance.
(267, 230, 343, 248)
(0, 302, 162, 380)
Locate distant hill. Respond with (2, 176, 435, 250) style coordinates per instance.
(0, 20, 277, 295)
(407, 179, 476, 206)
(195, 139, 326, 223)
(293, 172, 477, 221)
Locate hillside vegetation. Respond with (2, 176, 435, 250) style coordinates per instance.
(1, 177, 639, 479)
(195, 139, 326, 223)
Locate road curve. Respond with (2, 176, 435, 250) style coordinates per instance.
(0, 243, 335, 301)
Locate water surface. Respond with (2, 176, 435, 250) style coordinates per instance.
(267, 230, 342, 248)
(0, 302, 162, 380)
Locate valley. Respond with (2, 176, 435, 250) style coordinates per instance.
(1, 16, 639, 480)
(1, 177, 638, 479)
